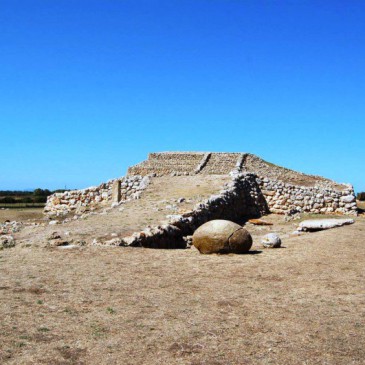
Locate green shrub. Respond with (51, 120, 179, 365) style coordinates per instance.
(357, 192, 365, 201)
(0, 197, 16, 204)
(33, 196, 47, 203)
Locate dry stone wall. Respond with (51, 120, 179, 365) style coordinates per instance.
(128, 152, 205, 176)
(241, 154, 357, 215)
(44, 151, 358, 218)
(44, 175, 150, 217)
(128, 152, 245, 176)
(259, 178, 357, 215)
(119, 172, 269, 248)
(201, 153, 241, 175)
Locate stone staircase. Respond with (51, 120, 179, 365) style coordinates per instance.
(201, 153, 241, 175)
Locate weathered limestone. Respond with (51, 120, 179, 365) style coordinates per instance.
(44, 175, 151, 217)
(127, 152, 357, 215)
(261, 233, 282, 248)
(119, 172, 269, 248)
(128, 152, 205, 176)
(112, 180, 121, 203)
(44, 151, 358, 218)
(193, 220, 252, 254)
(194, 153, 211, 174)
(298, 218, 355, 232)
(258, 178, 357, 216)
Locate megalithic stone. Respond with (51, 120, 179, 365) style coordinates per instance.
(112, 180, 121, 203)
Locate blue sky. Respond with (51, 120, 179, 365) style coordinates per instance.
(0, 1, 364, 192)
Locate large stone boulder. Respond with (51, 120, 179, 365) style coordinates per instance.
(192, 220, 252, 254)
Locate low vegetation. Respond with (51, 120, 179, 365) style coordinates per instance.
(0, 189, 68, 208)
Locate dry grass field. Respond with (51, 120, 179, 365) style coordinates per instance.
(1, 213, 365, 365)
(0, 208, 44, 223)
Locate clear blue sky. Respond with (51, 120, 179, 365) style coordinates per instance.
(1, 1, 364, 192)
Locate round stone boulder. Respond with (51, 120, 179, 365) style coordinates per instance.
(261, 233, 281, 248)
(192, 220, 252, 254)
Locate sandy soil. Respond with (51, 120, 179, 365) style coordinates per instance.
(1, 214, 364, 364)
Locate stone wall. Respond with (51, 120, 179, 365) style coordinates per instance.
(127, 152, 357, 216)
(128, 152, 205, 176)
(118, 173, 269, 248)
(45, 151, 358, 218)
(44, 175, 150, 217)
(128, 152, 245, 176)
(259, 178, 357, 215)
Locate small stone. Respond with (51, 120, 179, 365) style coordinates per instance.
(340, 195, 356, 203)
(291, 230, 302, 236)
(49, 239, 69, 247)
(0, 235, 15, 249)
(48, 232, 61, 240)
(248, 219, 273, 226)
(261, 233, 281, 248)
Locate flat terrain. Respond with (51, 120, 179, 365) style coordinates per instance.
(0, 208, 44, 223)
(1, 215, 364, 364)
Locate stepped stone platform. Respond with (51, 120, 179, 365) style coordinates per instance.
(127, 152, 349, 191)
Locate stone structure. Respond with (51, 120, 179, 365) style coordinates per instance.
(118, 172, 268, 248)
(44, 175, 151, 217)
(44, 152, 357, 218)
(128, 152, 357, 216)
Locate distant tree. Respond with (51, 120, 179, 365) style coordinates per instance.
(0, 197, 16, 204)
(33, 196, 47, 203)
(33, 188, 52, 197)
(0, 190, 30, 196)
(357, 192, 365, 201)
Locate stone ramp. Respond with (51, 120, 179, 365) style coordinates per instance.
(17, 175, 231, 247)
(201, 153, 241, 175)
(243, 154, 346, 190)
(128, 151, 349, 191)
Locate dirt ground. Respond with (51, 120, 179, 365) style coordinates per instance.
(0, 208, 45, 223)
(13, 175, 230, 247)
(1, 213, 364, 364)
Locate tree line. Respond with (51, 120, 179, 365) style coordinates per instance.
(0, 189, 68, 205)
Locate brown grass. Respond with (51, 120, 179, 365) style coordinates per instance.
(1, 215, 365, 364)
(0, 208, 44, 223)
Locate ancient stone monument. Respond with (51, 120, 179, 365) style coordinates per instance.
(43, 152, 357, 248)
(45, 152, 357, 217)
